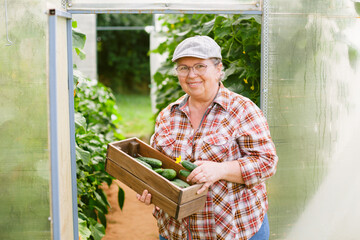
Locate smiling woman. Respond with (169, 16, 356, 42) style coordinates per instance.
(152, 14, 262, 114)
(137, 35, 277, 240)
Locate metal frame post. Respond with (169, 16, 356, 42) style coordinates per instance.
(66, 16, 79, 240)
(48, 11, 61, 240)
(261, 0, 269, 116)
(48, 8, 77, 240)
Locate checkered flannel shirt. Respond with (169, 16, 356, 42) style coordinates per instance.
(150, 83, 278, 240)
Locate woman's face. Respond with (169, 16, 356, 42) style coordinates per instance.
(176, 57, 222, 102)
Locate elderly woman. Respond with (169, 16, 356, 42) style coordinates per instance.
(137, 36, 278, 240)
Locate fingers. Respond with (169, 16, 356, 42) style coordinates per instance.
(193, 161, 204, 166)
(187, 168, 210, 194)
(136, 189, 152, 205)
(187, 167, 201, 183)
(186, 161, 218, 195)
(187, 164, 208, 184)
(144, 192, 152, 205)
(197, 182, 210, 195)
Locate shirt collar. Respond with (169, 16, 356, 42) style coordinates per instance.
(170, 82, 230, 113)
(212, 82, 229, 111)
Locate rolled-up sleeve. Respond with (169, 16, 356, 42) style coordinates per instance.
(236, 101, 278, 189)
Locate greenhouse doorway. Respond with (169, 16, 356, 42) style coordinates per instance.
(48, 2, 266, 239)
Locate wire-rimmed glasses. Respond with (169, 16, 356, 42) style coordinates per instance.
(175, 63, 208, 77)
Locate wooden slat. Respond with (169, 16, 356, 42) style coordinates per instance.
(179, 184, 207, 204)
(177, 195, 207, 220)
(105, 159, 178, 218)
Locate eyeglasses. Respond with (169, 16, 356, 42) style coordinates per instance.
(175, 63, 208, 77)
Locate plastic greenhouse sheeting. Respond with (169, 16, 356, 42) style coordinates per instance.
(0, 0, 52, 239)
(1, 0, 359, 239)
(265, 0, 360, 239)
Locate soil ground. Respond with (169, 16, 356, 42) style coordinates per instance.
(101, 180, 159, 240)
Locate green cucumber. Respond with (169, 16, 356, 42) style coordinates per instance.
(137, 156, 162, 168)
(179, 169, 191, 177)
(171, 178, 190, 188)
(154, 168, 164, 174)
(134, 158, 152, 170)
(161, 169, 177, 180)
(181, 160, 197, 172)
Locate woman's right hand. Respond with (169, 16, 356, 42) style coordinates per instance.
(136, 189, 152, 205)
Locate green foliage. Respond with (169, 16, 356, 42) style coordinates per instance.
(72, 21, 125, 240)
(73, 27, 87, 61)
(152, 14, 261, 112)
(74, 71, 125, 240)
(97, 14, 153, 94)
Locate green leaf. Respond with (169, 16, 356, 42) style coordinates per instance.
(72, 29, 86, 49)
(214, 26, 231, 40)
(73, 69, 89, 84)
(75, 112, 87, 133)
(75, 47, 86, 60)
(214, 15, 226, 27)
(97, 210, 107, 229)
(89, 218, 105, 240)
(76, 145, 91, 165)
(152, 41, 169, 54)
(201, 18, 215, 35)
(72, 20, 77, 29)
(176, 29, 191, 37)
(78, 218, 91, 239)
(93, 191, 109, 214)
(224, 62, 241, 80)
(118, 186, 125, 210)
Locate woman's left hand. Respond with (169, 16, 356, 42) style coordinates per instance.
(186, 161, 223, 194)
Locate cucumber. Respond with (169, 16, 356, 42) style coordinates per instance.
(179, 169, 191, 177)
(161, 169, 177, 180)
(153, 168, 164, 174)
(134, 158, 152, 170)
(181, 160, 197, 172)
(171, 178, 190, 188)
(137, 156, 162, 168)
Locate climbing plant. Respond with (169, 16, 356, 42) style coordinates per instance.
(72, 21, 125, 240)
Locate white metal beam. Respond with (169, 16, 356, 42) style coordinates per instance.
(67, 0, 262, 14)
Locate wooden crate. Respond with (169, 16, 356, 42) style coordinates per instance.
(105, 137, 208, 220)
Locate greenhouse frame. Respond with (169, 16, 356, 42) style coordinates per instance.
(1, 0, 360, 239)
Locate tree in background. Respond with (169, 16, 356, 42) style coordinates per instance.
(97, 14, 153, 94)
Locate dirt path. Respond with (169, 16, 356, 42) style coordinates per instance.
(102, 180, 159, 240)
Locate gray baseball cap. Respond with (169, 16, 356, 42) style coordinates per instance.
(171, 36, 222, 62)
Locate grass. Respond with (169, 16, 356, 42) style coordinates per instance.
(115, 93, 155, 143)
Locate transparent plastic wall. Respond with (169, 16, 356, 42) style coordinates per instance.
(0, 0, 57, 238)
(265, 0, 360, 239)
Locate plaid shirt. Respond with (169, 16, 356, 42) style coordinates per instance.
(151, 83, 278, 240)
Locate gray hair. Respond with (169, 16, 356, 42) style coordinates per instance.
(210, 58, 225, 81)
